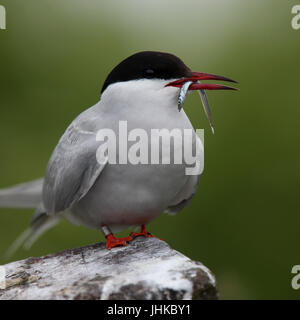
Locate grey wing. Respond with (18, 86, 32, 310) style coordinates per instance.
(43, 121, 107, 214)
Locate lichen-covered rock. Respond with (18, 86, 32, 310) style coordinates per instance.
(0, 237, 218, 300)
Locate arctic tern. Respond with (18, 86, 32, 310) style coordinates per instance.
(0, 51, 237, 253)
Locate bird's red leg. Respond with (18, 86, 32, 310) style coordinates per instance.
(130, 224, 155, 239)
(101, 225, 133, 250)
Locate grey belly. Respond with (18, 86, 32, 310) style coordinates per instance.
(67, 162, 188, 231)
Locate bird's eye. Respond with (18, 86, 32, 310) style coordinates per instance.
(145, 69, 155, 75)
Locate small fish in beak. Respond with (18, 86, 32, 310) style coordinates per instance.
(197, 87, 214, 134)
(178, 81, 193, 111)
(165, 72, 238, 133)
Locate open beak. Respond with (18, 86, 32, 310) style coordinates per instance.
(165, 71, 238, 90)
(165, 72, 238, 134)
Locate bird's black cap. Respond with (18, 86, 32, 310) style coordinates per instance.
(101, 51, 191, 93)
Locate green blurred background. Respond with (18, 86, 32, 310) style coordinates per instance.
(0, 0, 299, 299)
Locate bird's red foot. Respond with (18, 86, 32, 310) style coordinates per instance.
(130, 224, 162, 240)
(105, 234, 133, 249)
(130, 231, 154, 238)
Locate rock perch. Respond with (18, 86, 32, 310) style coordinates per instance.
(0, 237, 218, 300)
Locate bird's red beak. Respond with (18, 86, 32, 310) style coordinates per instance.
(165, 71, 238, 91)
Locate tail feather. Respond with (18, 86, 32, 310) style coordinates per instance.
(4, 212, 61, 260)
(4, 228, 32, 260)
(0, 178, 63, 260)
(0, 178, 44, 209)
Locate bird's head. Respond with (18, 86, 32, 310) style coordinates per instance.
(101, 51, 238, 132)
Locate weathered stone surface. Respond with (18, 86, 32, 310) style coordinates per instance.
(0, 237, 218, 300)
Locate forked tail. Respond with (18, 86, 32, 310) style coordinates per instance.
(0, 179, 60, 259)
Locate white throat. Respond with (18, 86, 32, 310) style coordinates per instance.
(100, 79, 180, 113)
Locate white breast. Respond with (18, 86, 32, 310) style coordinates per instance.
(67, 79, 202, 232)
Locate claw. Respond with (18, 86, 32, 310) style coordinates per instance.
(105, 234, 133, 249)
(130, 231, 154, 238)
(130, 225, 162, 240)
